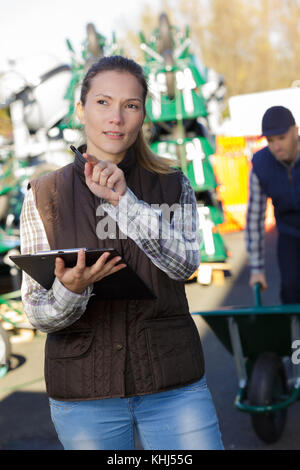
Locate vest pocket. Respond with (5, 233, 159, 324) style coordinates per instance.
(144, 315, 204, 391)
(46, 329, 94, 359)
(45, 329, 95, 399)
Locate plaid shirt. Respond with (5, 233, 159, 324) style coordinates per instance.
(245, 169, 267, 273)
(20, 172, 201, 333)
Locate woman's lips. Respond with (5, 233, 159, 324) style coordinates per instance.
(104, 131, 124, 140)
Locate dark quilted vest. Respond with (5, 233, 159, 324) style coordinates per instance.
(29, 147, 204, 400)
(252, 146, 300, 237)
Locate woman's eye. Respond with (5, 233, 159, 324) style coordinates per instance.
(127, 103, 139, 110)
(97, 99, 107, 105)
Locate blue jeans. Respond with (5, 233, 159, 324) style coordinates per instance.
(49, 376, 224, 450)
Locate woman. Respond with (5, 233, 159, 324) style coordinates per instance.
(20, 55, 223, 450)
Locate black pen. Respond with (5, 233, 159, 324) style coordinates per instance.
(70, 145, 99, 166)
(70, 145, 84, 159)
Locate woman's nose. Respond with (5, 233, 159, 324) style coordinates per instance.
(109, 107, 123, 125)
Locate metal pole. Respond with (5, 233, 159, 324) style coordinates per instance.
(227, 316, 248, 389)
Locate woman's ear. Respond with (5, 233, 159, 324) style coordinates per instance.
(76, 101, 85, 125)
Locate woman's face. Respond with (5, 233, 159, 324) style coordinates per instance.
(76, 70, 145, 163)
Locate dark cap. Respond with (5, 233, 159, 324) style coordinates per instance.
(262, 106, 296, 137)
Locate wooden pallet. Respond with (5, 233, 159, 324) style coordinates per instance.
(188, 262, 232, 286)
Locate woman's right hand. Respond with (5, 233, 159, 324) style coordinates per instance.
(83, 153, 127, 206)
(54, 249, 126, 294)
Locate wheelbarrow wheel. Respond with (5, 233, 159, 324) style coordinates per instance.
(249, 352, 288, 444)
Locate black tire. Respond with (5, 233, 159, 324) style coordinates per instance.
(249, 352, 288, 444)
(0, 323, 11, 370)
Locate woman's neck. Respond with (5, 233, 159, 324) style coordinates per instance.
(86, 143, 125, 164)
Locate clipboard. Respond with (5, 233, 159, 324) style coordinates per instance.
(9, 248, 156, 300)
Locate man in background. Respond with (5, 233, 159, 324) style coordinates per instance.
(246, 105, 300, 303)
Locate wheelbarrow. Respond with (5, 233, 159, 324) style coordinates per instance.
(192, 283, 300, 444)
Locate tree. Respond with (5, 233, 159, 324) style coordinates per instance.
(122, 0, 300, 98)
(277, 0, 300, 86)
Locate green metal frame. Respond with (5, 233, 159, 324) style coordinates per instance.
(150, 136, 217, 192)
(0, 290, 23, 329)
(140, 17, 227, 265)
(234, 382, 300, 414)
(0, 365, 8, 379)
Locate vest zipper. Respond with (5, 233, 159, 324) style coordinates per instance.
(287, 165, 299, 209)
(288, 165, 293, 183)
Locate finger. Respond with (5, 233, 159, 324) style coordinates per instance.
(109, 262, 127, 274)
(91, 164, 102, 184)
(94, 262, 127, 282)
(84, 162, 93, 179)
(114, 178, 127, 197)
(92, 162, 112, 184)
(106, 171, 120, 190)
(101, 256, 125, 275)
(83, 153, 109, 173)
(75, 249, 86, 272)
(90, 254, 121, 276)
(54, 257, 65, 277)
(93, 251, 114, 268)
(100, 167, 114, 187)
(82, 152, 99, 166)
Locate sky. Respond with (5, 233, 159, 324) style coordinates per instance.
(0, 0, 162, 70)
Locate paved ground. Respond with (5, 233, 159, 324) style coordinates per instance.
(0, 228, 299, 450)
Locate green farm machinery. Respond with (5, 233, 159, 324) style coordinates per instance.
(140, 14, 228, 280)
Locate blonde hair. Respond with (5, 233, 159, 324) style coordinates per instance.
(133, 129, 176, 174)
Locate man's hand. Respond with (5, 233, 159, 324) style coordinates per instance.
(54, 249, 126, 294)
(83, 153, 127, 205)
(249, 272, 267, 291)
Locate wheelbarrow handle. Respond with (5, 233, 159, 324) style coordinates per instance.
(253, 282, 262, 307)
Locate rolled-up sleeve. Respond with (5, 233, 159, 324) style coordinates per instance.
(20, 188, 93, 333)
(245, 170, 267, 274)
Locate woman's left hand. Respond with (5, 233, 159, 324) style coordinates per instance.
(83, 153, 127, 206)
